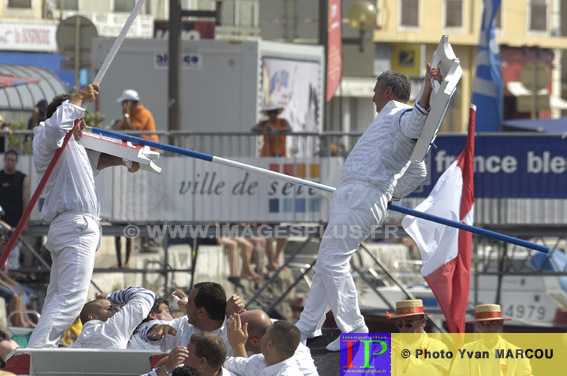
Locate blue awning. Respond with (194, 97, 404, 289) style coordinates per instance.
(0, 65, 67, 111)
(501, 118, 567, 134)
(0, 51, 73, 88)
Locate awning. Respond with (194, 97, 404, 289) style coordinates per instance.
(506, 81, 567, 111)
(551, 96, 567, 110)
(501, 117, 567, 133)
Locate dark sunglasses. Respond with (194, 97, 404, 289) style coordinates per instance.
(267, 110, 279, 115)
(397, 320, 419, 329)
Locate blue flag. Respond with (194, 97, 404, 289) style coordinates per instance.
(472, 0, 503, 132)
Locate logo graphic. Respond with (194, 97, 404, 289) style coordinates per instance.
(268, 163, 320, 214)
(340, 333, 391, 375)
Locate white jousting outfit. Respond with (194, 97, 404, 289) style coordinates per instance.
(73, 287, 155, 349)
(296, 100, 429, 337)
(28, 101, 102, 348)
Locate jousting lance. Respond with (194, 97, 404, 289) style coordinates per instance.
(88, 127, 550, 255)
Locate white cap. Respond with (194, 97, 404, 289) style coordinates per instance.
(116, 89, 140, 103)
(261, 103, 285, 115)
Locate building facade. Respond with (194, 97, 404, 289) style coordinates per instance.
(375, 0, 567, 131)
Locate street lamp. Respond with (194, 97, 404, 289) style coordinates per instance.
(347, 1, 377, 52)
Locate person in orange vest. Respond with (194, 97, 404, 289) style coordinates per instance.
(251, 104, 292, 157)
(114, 89, 159, 143)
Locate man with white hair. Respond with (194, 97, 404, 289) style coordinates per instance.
(296, 66, 442, 351)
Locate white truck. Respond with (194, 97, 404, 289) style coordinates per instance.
(91, 38, 324, 157)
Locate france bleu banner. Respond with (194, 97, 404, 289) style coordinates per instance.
(472, 0, 503, 132)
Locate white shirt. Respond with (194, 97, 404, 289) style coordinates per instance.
(73, 287, 155, 349)
(128, 319, 171, 351)
(33, 100, 100, 222)
(341, 100, 430, 196)
(266, 319, 317, 376)
(224, 354, 301, 376)
(142, 316, 234, 356)
(293, 343, 318, 376)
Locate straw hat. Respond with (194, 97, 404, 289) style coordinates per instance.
(386, 299, 432, 319)
(261, 103, 284, 115)
(116, 89, 140, 103)
(467, 304, 511, 323)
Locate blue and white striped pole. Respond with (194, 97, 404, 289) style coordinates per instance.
(90, 127, 549, 254)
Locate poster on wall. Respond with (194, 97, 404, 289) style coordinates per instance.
(260, 57, 322, 157)
(390, 44, 425, 78)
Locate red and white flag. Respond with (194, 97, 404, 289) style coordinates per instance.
(402, 104, 476, 333)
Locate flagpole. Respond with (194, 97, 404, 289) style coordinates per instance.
(0, 2, 147, 270)
(89, 127, 549, 254)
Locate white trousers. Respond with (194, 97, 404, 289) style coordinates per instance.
(296, 183, 388, 335)
(28, 212, 100, 348)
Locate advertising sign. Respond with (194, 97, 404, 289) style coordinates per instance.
(391, 44, 424, 77)
(0, 23, 57, 52)
(261, 57, 322, 156)
(416, 135, 567, 199)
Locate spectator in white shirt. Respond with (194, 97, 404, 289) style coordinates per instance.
(129, 298, 176, 350)
(238, 310, 318, 376)
(73, 286, 155, 349)
(142, 333, 234, 376)
(142, 283, 244, 355)
(185, 332, 234, 376)
(225, 318, 301, 376)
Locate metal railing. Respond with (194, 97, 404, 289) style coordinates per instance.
(1, 129, 362, 159)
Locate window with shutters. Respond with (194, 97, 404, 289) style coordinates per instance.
(57, 0, 79, 10)
(529, 0, 547, 31)
(400, 0, 419, 28)
(8, 0, 32, 8)
(445, 0, 463, 28)
(114, 0, 136, 13)
(114, 0, 151, 14)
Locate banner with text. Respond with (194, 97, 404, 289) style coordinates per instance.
(98, 157, 342, 223)
(418, 135, 567, 199)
